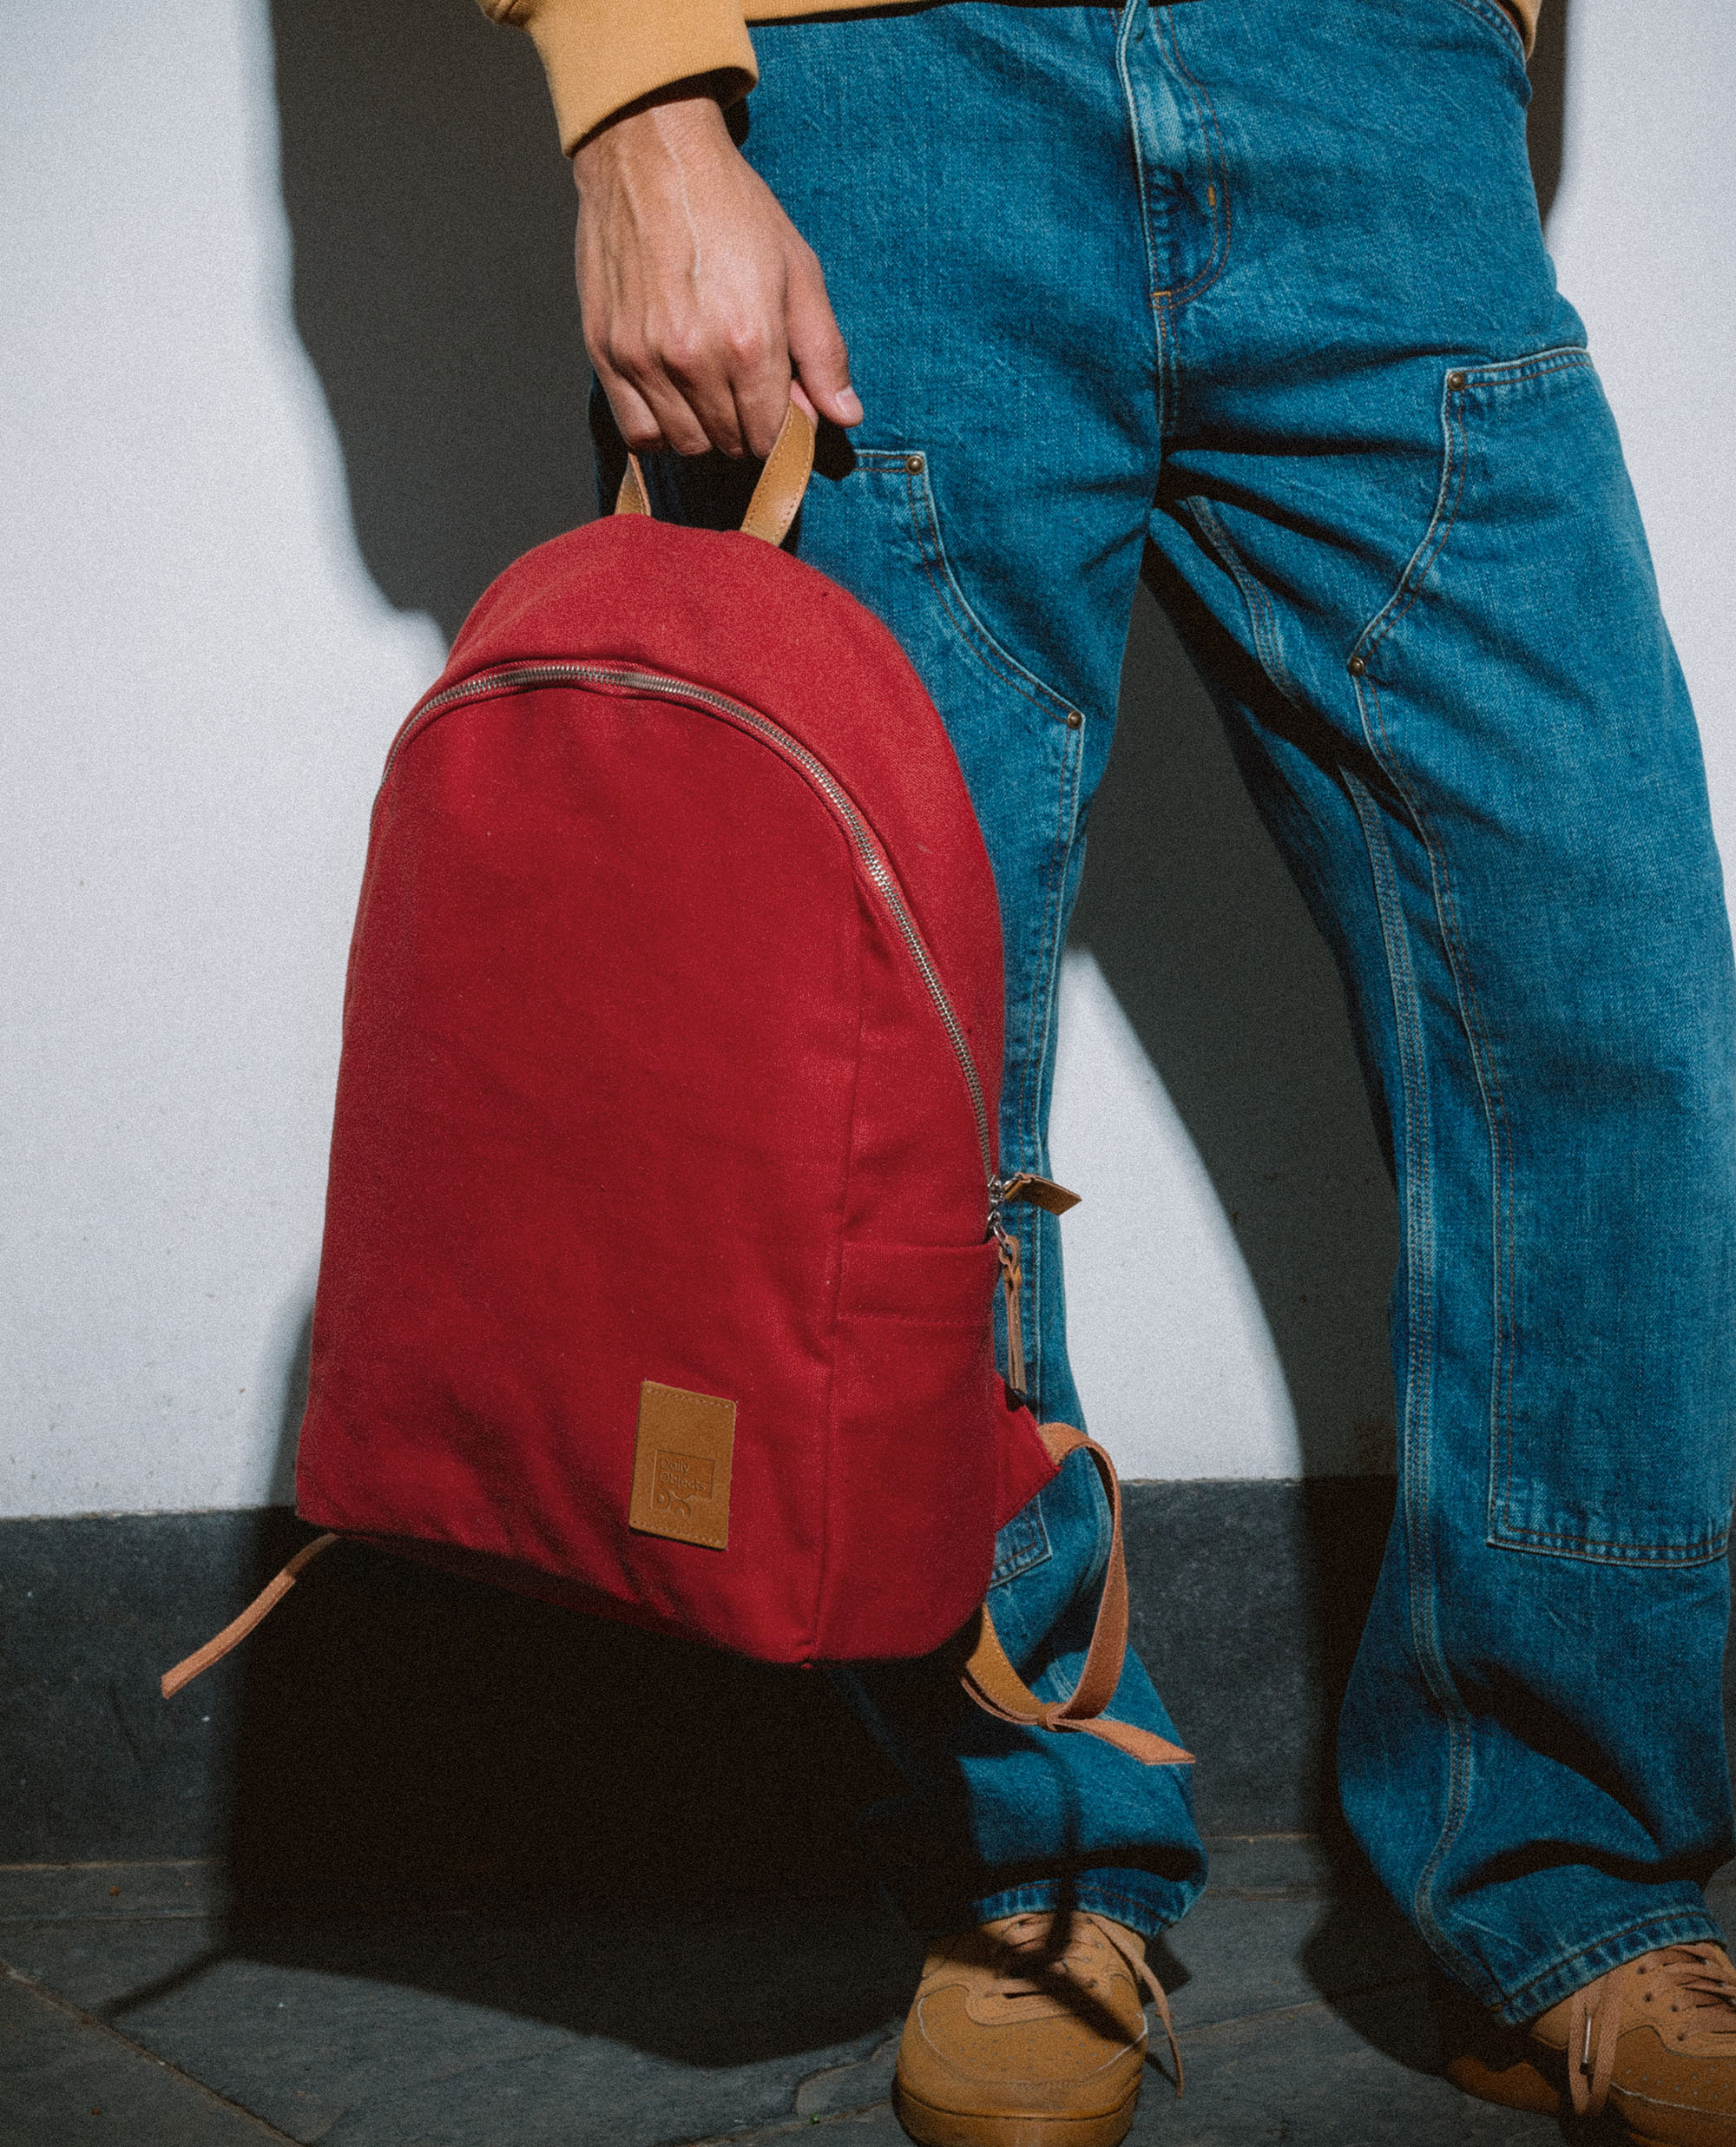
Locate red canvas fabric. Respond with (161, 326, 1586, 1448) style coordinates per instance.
(296, 515, 1058, 1664)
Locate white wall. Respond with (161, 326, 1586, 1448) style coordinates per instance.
(3, 1, 1732, 1513)
(1, 7, 445, 1513)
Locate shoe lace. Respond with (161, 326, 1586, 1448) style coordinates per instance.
(1568, 1944, 1736, 2117)
(987, 1910, 1184, 2094)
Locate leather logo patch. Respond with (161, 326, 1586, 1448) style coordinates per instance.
(628, 1381, 735, 1550)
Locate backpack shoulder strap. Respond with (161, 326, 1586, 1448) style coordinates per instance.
(961, 1425, 1194, 1768)
(160, 1531, 339, 1698)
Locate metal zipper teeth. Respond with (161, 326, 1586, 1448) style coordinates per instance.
(385, 661, 997, 1197)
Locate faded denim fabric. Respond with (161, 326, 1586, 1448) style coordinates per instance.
(593, 0, 1736, 2013)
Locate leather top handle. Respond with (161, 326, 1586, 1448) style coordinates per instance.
(613, 400, 816, 547)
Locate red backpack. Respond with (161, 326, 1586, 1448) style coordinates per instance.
(163, 412, 1185, 1771)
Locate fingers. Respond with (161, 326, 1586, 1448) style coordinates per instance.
(676, 313, 784, 461)
(729, 328, 796, 462)
(594, 371, 667, 458)
(786, 247, 863, 431)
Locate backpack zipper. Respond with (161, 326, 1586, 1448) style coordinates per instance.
(385, 660, 998, 1200)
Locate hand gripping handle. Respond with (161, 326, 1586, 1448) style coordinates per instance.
(961, 1425, 1194, 1768)
(614, 401, 816, 547)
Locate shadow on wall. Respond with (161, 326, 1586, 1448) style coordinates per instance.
(238, 0, 1575, 2070)
(269, 0, 593, 642)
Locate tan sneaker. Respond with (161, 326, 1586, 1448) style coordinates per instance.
(1443, 1941, 1736, 2144)
(892, 1907, 1180, 2147)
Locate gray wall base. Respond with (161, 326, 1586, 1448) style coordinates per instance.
(1, 1481, 1674, 1900)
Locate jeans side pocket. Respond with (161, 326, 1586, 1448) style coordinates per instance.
(1351, 352, 1736, 1570)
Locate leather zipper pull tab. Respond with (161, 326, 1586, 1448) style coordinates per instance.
(998, 1173, 1082, 1216)
(997, 1228, 1028, 1400)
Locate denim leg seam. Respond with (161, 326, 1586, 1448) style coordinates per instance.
(1180, 497, 1303, 704)
(1344, 769, 1485, 1993)
(1400, 727, 1520, 1551)
(891, 456, 1083, 1404)
(1016, 734, 1086, 1403)
(1359, 673, 1520, 1553)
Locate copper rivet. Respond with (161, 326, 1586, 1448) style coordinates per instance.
(1065, 711, 1084, 729)
(1447, 371, 1466, 391)
(905, 454, 924, 472)
(1348, 655, 1366, 676)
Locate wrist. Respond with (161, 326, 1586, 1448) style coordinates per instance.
(573, 73, 734, 188)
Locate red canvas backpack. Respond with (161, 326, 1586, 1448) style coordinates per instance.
(163, 409, 1186, 1771)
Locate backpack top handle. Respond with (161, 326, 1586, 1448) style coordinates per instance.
(613, 400, 817, 549)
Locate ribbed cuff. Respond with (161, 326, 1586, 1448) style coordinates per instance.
(507, 0, 759, 153)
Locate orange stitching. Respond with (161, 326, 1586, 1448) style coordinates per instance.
(1357, 357, 1591, 672)
(1149, 10, 1233, 313)
(1495, 1525, 1729, 1564)
(1365, 391, 1470, 658)
(902, 467, 1077, 722)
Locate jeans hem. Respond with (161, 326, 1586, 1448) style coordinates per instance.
(970, 1875, 1193, 1944)
(1492, 1905, 1726, 2025)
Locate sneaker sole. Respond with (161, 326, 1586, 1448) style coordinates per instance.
(892, 2079, 1139, 2147)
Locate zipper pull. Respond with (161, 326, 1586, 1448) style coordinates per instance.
(998, 1172, 1082, 1216)
(996, 1227, 1028, 1401)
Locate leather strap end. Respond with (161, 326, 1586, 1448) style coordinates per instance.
(1080, 1718, 1195, 1768)
(999, 1172, 1083, 1217)
(161, 1532, 339, 1699)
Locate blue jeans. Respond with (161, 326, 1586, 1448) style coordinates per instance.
(594, 0, 1736, 2020)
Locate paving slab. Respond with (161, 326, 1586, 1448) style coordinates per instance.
(4, 1843, 1718, 2145)
(1131, 1981, 1556, 2146)
(1, 1893, 921, 2146)
(0, 1964, 293, 2146)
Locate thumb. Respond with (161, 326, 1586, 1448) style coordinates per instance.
(786, 254, 863, 428)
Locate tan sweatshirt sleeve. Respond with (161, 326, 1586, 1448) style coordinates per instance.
(477, 0, 759, 154)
